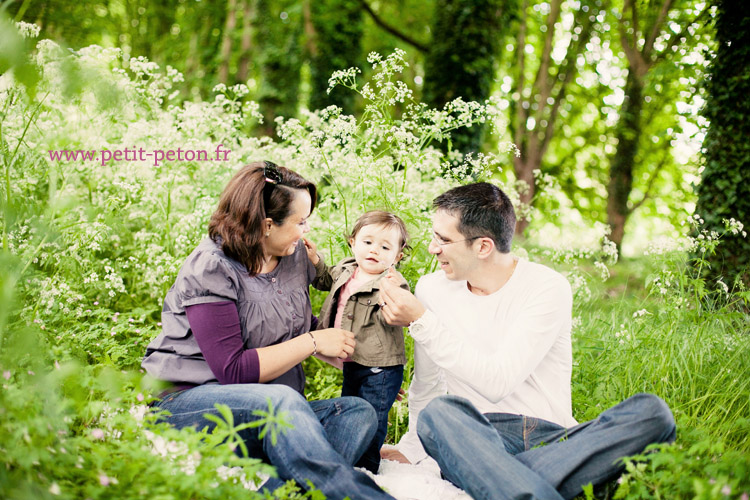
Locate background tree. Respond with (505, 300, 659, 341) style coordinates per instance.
(694, 0, 750, 287)
(7, 0, 716, 253)
(422, 0, 509, 156)
(606, 0, 709, 251)
(358, 0, 431, 88)
(236, 0, 256, 83)
(308, 0, 364, 115)
(255, 0, 304, 136)
(217, 0, 239, 84)
(508, 0, 604, 234)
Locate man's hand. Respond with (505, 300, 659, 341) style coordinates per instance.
(380, 447, 411, 464)
(379, 267, 426, 326)
(302, 237, 319, 265)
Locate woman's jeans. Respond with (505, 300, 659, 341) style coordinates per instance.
(154, 383, 395, 500)
(342, 362, 404, 473)
(417, 393, 676, 500)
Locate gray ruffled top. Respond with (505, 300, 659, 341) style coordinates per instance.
(142, 237, 316, 393)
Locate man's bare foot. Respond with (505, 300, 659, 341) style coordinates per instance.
(380, 448, 411, 464)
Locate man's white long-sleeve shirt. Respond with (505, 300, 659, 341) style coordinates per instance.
(398, 258, 577, 464)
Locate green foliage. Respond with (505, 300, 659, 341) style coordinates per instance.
(204, 400, 293, 450)
(309, 0, 364, 115)
(8, 0, 718, 252)
(568, 223, 750, 499)
(422, 0, 510, 155)
(1, 19, 749, 499)
(605, 0, 714, 251)
(0, 17, 40, 98)
(256, 0, 304, 135)
(694, 0, 750, 287)
(614, 434, 750, 499)
(0, 357, 279, 499)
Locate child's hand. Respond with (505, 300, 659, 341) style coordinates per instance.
(395, 387, 406, 402)
(302, 237, 319, 265)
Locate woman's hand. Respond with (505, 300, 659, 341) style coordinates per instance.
(313, 328, 356, 358)
(256, 328, 353, 381)
(302, 237, 319, 265)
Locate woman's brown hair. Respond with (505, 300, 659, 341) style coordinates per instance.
(208, 161, 317, 275)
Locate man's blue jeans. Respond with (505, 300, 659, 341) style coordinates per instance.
(342, 362, 404, 473)
(417, 393, 676, 500)
(154, 383, 395, 500)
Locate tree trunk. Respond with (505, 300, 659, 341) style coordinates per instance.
(256, 0, 303, 137)
(236, 0, 254, 83)
(694, 0, 750, 287)
(218, 0, 238, 84)
(606, 71, 643, 251)
(303, 0, 317, 58)
(308, 0, 363, 114)
(510, 0, 593, 236)
(186, 31, 200, 84)
(422, 0, 505, 156)
(512, 154, 538, 235)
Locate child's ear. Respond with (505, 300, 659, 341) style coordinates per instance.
(348, 237, 354, 248)
(396, 251, 404, 263)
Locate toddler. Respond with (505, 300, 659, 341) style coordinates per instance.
(307, 210, 410, 473)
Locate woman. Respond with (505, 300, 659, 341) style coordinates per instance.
(142, 161, 394, 500)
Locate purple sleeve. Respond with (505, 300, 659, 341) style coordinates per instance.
(185, 301, 260, 384)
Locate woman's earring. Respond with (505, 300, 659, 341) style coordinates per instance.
(266, 232, 270, 237)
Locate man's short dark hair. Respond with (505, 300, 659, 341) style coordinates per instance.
(433, 182, 516, 253)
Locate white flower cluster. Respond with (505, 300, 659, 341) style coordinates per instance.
(594, 261, 610, 281)
(215, 465, 268, 491)
(34, 276, 84, 317)
(103, 264, 126, 298)
(723, 217, 746, 237)
(143, 430, 202, 476)
(643, 237, 681, 256)
(126, 55, 187, 104)
(16, 21, 41, 39)
(684, 213, 704, 228)
(327, 67, 361, 94)
(566, 271, 592, 301)
(649, 273, 674, 296)
(632, 309, 650, 318)
(613, 324, 632, 345)
(369, 48, 407, 73)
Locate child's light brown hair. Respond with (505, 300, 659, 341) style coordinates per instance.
(348, 210, 410, 252)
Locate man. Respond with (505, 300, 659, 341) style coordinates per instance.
(378, 182, 675, 500)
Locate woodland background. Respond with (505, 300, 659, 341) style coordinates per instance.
(1, 0, 749, 499)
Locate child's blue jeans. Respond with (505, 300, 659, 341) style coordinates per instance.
(342, 361, 404, 473)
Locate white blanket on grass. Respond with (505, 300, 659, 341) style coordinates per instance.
(366, 451, 471, 500)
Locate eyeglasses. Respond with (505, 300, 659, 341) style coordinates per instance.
(431, 232, 480, 247)
(262, 161, 283, 212)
